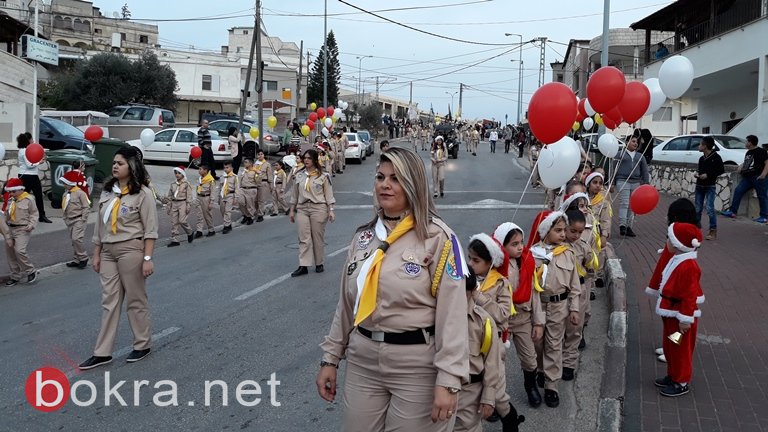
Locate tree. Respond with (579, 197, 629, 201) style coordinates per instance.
(358, 102, 383, 136)
(121, 3, 131, 19)
(306, 31, 341, 109)
(39, 51, 178, 112)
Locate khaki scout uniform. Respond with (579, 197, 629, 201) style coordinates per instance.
(219, 172, 238, 227)
(271, 169, 288, 215)
(254, 160, 272, 217)
(291, 169, 334, 266)
(196, 176, 217, 234)
(591, 190, 612, 282)
(92, 185, 159, 357)
(340, 134, 349, 169)
(330, 137, 342, 173)
(475, 276, 513, 416)
(165, 179, 193, 242)
(532, 243, 581, 392)
(320, 218, 469, 432)
(2, 194, 38, 281)
(238, 167, 260, 219)
(62, 187, 90, 262)
(455, 299, 502, 432)
(563, 237, 592, 371)
(431, 147, 448, 196)
(581, 211, 599, 325)
(507, 259, 545, 373)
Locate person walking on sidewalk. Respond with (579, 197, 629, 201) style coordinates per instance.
(2, 177, 38, 285)
(694, 136, 725, 239)
(613, 136, 650, 237)
(431, 136, 448, 198)
(60, 171, 91, 268)
(720, 134, 768, 224)
(79, 146, 158, 370)
(16, 134, 52, 223)
(489, 129, 499, 154)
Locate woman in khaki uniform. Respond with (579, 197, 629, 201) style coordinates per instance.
(431, 136, 448, 198)
(270, 162, 288, 216)
(2, 177, 38, 285)
(316, 148, 469, 431)
(79, 146, 158, 370)
(289, 149, 335, 277)
(254, 151, 272, 222)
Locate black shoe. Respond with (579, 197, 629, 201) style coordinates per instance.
(270, 213, 279, 217)
(167, 241, 181, 247)
(440, 192, 444, 197)
(66, 261, 80, 267)
(486, 410, 501, 423)
(316, 265, 324, 273)
(126, 348, 151, 363)
(5, 279, 18, 286)
(595, 278, 604, 288)
(544, 390, 559, 408)
(188, 233, 194, 243)
(562, 367, 575, 381)
(523, 370, 542, 408)
(291, 266, 308, 277)
(590, 290, 596, 300)
(256, 216, 264, 222)
(536, 371, 545, 388)
(222, 225, 232, 234)
(579, 337, 586, 350)
(619, 225, 626, 236)
(500, 402, 525, 432)
(284, 210, 291, 215)
(654, 375, 674, 388)
(206, 232, 215, 237)
(660, 382, 689, 397)
(625, 227, 637, 237)
(27, 272, 38, 284)
(244, 217, 253, 225)
(194, 231, 204, 238)
(240, 216, 248, 224)
(78, 355, 112, 370)
(39, 216, 53, 223)
(77, 260, 89, 269)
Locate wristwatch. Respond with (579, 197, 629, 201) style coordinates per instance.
(443, 386, 460, 394)
(143, 255, 153, 262)
(320, 361, 338, 369)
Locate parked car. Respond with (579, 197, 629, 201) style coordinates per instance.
(107, 104, 175, 128)
(357, 129, 374, 156)
(207, 120, 282, 155)
(39, 117, 94, 152)
(344, 133, 365, 164)
(41, 110, 110, 138)
(126, 128, 229, 163)
(653, 134, 747, 165)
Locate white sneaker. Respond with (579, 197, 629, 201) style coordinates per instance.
(655, 347, 664, 355)
(657, 354, 667, 363)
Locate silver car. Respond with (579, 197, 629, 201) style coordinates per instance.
(357, 129, 374, 156)
(107, 104, 175, 128)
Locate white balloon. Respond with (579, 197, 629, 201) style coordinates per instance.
(321, 127, 329, 137)
(585, 99, 596, 116)
(324, 117, 333, 128)
(658, 55, 694, 99)
(597, 133, 619, 158)
(583, 117, 595, 130)
(643, 78, 667, 116)
(538, 136, 581, 189)
(140, 128, 155, 146)
(0, 143, 5, 161)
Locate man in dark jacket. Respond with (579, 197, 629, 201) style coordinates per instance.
(197, 121, 217, 179)
(721, 134, 768, 224)
(695, 136, 725, 239)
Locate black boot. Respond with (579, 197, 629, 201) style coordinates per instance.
(536, 371, 545, 388)
(544, 389, 559, 408)
(500, 402, 525, 432)
(523, 370, 542, 407)
(291, 266, 308, 277)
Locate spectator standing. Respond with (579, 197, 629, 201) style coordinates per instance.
(721, 135, 768, 223)
(655, 42, 669, 59)
(694, 136, 725, 239)
(489, 129, 499, 154)
(613, 136, 650, 237)
(197, 120, 217, 179)
(16, 134, 52, 223)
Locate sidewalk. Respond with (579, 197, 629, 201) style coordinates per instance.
(618, 194, 768, 431)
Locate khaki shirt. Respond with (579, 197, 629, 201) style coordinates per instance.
(569, 237, 592, 277)
(255, 160, 272, 187)
(474, 276, 512, 329)
(63, 188, 90, 222)
(93, 185, 159, 246)
(320, 218, 470, 388)
(240, 168, 260, 189)
(431, 147, 448, 166)
(4, 194, 37, 232)
(273, 170, 287, 192)
(533, 243, 581, 313)
(591, 190, 612, 238)
(507, 259, 545, 326)
(291, 170, 335, 206)
(220, 174, 238, 199)
(197, 177, 216, 197)
(167, 180, 193, 204)
(0, 213, 9, 238)
(467, 298, 502, 406)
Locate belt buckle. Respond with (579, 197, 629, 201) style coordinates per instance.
(370, 331, 385, 342)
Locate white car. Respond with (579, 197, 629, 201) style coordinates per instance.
(653, 134, 747, 165)
(344, 133, 365, 164)
(128, 128, 230, 163)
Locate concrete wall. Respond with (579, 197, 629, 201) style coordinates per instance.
(638, 98, 699, 139)
(0, 51, 35, 150)
(697, 85, 757, 134)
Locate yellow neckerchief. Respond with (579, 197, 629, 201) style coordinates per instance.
(221, 172, 236, 197)
(304, 169, 319, 192)
(591, 191, 613, 217)
(533, 244, 569, 292)
(103, 185, 129, 234)
(173, 179, 186, 199)
(197, 173, 214, 194)
(62, 186, 87, 211)
(354, 215, 415, 325)
(319, 154, 327, 164)
(479, 268, 503, 292)
(436, 148, 444, 160)
(479, 317, 493, 356)
(9, 192, 31, 222)
(256, 159, 268, 174)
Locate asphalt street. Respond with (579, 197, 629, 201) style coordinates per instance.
(0, 140, 607, 431)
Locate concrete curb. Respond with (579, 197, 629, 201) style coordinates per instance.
(597, 244, 627, 432)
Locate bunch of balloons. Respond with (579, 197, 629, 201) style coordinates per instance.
(303, 103, 341, 137)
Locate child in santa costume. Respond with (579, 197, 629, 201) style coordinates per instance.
(647, 222, 703, 397)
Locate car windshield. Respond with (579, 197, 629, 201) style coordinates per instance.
(106, 107, 125, 117)
(358, 131, 370, 141)
(345, 134, 357, 141)
(44, 118, 85, 137)
(715, 136, 747, 149)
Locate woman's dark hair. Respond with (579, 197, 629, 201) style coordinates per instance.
(105, 146, 149, 194)
(566, 209, 586, 225)
(302, 149, 321, 173)
(667, 198, 697, 226)
(566, 197, 588, 212)
(16, 133, 29, 148)
(503, 228, 524, 247)
(468, 239, 492, 263)
(465, 267, 477, 291)
(227, 126, 238, 137)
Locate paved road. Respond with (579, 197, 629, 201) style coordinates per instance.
(0, 140, 608, 431)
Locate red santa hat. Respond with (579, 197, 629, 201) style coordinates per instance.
(173, 166, 187, 178)
(469, 233, 509, 277)
(59, 170, 80, 186)
(526, 210, 568, 248)
(559, 192, 589, 212)
(667, 223, 702, 253)
(4, 177, 25, 192)
(585, 172, 604, 188)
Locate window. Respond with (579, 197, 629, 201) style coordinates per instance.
(556, 74, 564, 83)
(202, 75, 212, 91)
(120, 32, 126, 41)
(264, 80, 278, 91)
(663, 138, 689, 151)
(652, 106, 673, 122)
(154, 130, 175, 143)
(124, 107, 152, 121)
(94, 28, 102, 34)
(177, 131, 196, 142)
(243, 30, 249, 35)
(689, 136, 702, 151)
(161, 111, 175, 125)
(139, 35, 148, 43)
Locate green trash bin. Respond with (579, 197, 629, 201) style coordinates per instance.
(46, 149, 98, 209)
(92, 138, 130, 182)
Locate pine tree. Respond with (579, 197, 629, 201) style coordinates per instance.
(307, 31, 341, 109)
(121, 3, 131, 19)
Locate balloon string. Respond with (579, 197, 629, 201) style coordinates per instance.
(512, 152, 540, 221)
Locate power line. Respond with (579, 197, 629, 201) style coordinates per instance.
(263, 1, 493, 18)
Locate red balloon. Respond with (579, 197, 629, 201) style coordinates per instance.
(84, 125, 103, 142)
(190, 146, 202, 159)
(577, 99, 588, 119)
(618, 81, 651, 124)
(25, 143, 45, 164)
(327, 106, 335, 117)
(316, 107, 326, 118)
(309, 112, 318, 122)
(603, 115, 618, 130)
(630, 184, 660, 215)
(528, 82, 578, 145)
(305, 120, 315, 130)
(586, 66, 626, 113)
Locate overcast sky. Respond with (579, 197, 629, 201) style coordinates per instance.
(92, 0, 672, 122)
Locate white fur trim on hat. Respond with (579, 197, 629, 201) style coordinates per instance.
(537, 211, 567, 240)
(470, 233, 505, 268)
(435, 135, 445, 142)
(173, 167, 186, 178)
(59, 176, 77, 187)
(585, 172, 604, 187)
(667, 223, 701, 253)
(560, 192, 589, 213)
(4, 185, 24, 191)
(493, 222, 524, 245)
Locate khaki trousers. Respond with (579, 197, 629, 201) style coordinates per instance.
(535, 299, 569, 391)
(564, 279, 592, 369)
(342, 331, 456, 432)
(271, 187, 287, 214)
(509, 309, 538, 372)
(65, 218, 88, 262)
(93, 239, 151, 356)
(256, 182, 271, 216)
(220, 195, 234, 226)
(240, 188, 258, 218)
(334, 150, 344, 172)
(296, 203, 328, 266)
(494, 339, 511, 415)
(5, 227, 35, 280)
(196, 196, 214, 232)
(432, 163, 445, 196)
(170, 201, 192, 242)
(455, 382, 483, 432)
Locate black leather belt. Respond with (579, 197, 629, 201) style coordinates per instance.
(357, 326, 435, 345)
(172, 199, 186, 202)
(261, 179, 269, 182)
(242, 186, 257, 189)
(197, 193, 210, 197)
(541, 292, 568, 303)
(470, 373, 484, 384)
(8, 224, 26, 227)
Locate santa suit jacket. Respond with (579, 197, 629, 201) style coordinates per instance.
(648, 251, 704, 323)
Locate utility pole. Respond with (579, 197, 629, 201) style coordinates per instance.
(537, 37, 547, 87)
(376, 76, 380, 99)
(237, 1, 259, 141)
(296, 40, 303, 119)
(458, 83, 463, 119)
(32, 0, 39, 141)
(323, 0, 328, 110)
(256, 0, 263, 148)
(409, 81, 413, 105)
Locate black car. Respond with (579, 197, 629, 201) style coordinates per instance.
(433, 124, 460, 159)
(39, 117, 93, 151)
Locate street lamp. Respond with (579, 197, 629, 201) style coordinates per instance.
(445, 91, 458, 117)
(505, 33, 524, 124)
(356, 55, 372, 106)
